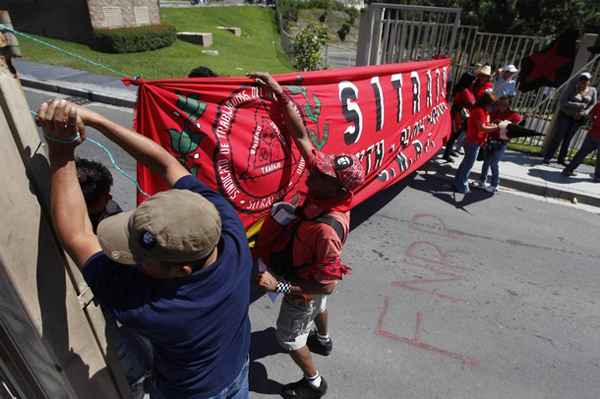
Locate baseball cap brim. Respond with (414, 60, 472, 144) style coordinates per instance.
(314, 152, 338, 179)
(97, 210, 146, 265)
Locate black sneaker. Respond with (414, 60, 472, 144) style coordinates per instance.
(542, 158, 551, 165)
(562, 170, 577, 177)
(307, 332, 332, 356)
(281, 377, 328, 399)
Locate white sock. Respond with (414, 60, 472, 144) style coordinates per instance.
(306, 372, 322, 388)
(317, 332, 330, 344)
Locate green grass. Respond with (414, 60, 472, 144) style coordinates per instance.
(18, 6, 295, 80)
(508, 142, 597, 166)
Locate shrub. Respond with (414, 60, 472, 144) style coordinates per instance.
(291, 22, 329, 71)
(278, 0, 299, 30)
(93, 24, 177, 53)
(345, 7, 359, 25)
(338, 22, 351, 41)
(319, 10, 329, 22)
(298, 0, 331, 10)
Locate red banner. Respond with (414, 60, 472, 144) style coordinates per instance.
(134, 60, 451, 230)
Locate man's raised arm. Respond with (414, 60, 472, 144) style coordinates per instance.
(247, 72, 315, 160)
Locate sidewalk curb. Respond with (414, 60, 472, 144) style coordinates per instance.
(20, 77, 136, 108)
(421, 160, 600, 208)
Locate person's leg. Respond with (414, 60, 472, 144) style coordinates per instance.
(454, 141, 480, 192)
(314, 309, 328, 336)
(454, 130, 466, 152)
(289, 346, 318, 377)
(564, 135, 597, 173)
(489, 143, 507, 188)
(558, 120, 581, 163)
(478, 157, 491, 185)
(545, 114, 569, 161)
(444, 129, 461, 159)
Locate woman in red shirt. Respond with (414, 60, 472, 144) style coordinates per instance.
(472, 96, 522, 193)
(443, 72, 476, 162)
(453, 92, 499, 194)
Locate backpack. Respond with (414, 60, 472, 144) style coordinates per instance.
(253, 203, 346, 278)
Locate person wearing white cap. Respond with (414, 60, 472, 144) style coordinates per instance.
(36, 99, 252, 399)
(494, 64, 518, 98)
(471, 65, 494, 100)
(544, 72, 597, 165)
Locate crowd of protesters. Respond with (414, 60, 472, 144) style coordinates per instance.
(448, 64, 600, 195)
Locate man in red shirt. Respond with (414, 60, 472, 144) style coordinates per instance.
(562, 101, 600, 181)
(471, 65, 494, 100)
(250, 72, 365, 399)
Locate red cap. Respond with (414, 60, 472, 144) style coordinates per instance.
(315, 152, 365, 191)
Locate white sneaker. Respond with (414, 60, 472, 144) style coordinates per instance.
(472, 180, 486, 188)
(485, 185, 498, 193)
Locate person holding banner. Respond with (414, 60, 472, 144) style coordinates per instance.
(443, 71, 476, 162)
(453, 92, 500, 194)
(250, 72, 364, 399)
(472, 96, 521, 193)
(544, 72, 597, 166)
(37, 99, 252, 399)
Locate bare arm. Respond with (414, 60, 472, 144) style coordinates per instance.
(246, 72, 314, 161)
(80, 108, 189, 188)
(256, 270, 335, 295)
(478, 123, 499, 133)
(37, 100, 100, 269)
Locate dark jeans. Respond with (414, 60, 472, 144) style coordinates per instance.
(546, 113, 582, 162)
(564, 135, 600, 178)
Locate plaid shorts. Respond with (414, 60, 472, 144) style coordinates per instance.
(276, 295, 327, 351)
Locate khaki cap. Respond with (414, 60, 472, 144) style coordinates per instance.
(97, 189, 221, 265)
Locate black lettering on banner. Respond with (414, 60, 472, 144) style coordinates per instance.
(395, 152, 408, 173)
(339, 81, 363, 145)
(375, 140, 385, 169)
(400, 127, 409, 148)
(365, 145, 373, 175)
(413, 140, 423, 160)
(371, 76, 384, 132)
(435, 69, 441, 103)
(411, 71, 421, 115)
(442, 67, 447, 98)
(391, 73, 403, 122)
(426, 70, 432, 108)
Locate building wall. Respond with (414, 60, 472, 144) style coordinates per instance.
(87, 0, 161, 30)
(0, 0, 162, 45)
(0, 0, 94, 44)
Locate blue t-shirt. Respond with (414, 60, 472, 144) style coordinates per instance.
(83, 175, 251, 398)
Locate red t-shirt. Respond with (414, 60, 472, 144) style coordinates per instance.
(466, 107, 491, 146)
(454, 88, 475, 109)
(471, 81, 493, 100)
(588, 103, 600, 139)
(489, 109, 520, 124)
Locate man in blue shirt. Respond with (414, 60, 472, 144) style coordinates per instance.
(493, 64, 518, 98)
(36, 98, 251, 399)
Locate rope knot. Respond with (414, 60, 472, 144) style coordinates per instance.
(121, 74, 144, 87)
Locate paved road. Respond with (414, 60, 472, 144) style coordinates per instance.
(25, 88, 600, 398)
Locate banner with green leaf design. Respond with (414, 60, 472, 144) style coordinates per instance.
(133, 59, 451, 230)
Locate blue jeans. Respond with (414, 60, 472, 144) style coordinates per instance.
(150, 356, 249, 399)
(546, 113, 581, 162)
(454, 141, 480, 192)
(564, 135, 600, 177)
(480, 142, 508, 187)
(103, 309, 151, 385)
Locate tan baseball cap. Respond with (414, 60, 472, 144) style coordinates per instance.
(97, 189, 221, 265)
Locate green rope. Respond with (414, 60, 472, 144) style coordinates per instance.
(31, 110, 151, 198)
(0, 24, 140, 80)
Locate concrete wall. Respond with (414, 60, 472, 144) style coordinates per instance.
(87, 0, 161, 30)
(0, 0, 161, 45)
(1, 0, 94, 44)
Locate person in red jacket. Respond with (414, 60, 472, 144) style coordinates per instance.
(471, 66, 494, 100)
(453, 92, 499, 194)
(472, 96, 523, 193)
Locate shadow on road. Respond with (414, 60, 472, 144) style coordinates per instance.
(249, 327, 286, 395)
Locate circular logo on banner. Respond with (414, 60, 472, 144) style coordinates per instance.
(212, 86, 307, 214)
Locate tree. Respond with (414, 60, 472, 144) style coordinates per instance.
(291, 22, 329, 71)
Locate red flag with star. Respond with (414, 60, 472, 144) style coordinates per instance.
(518, 28, 578, 92)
